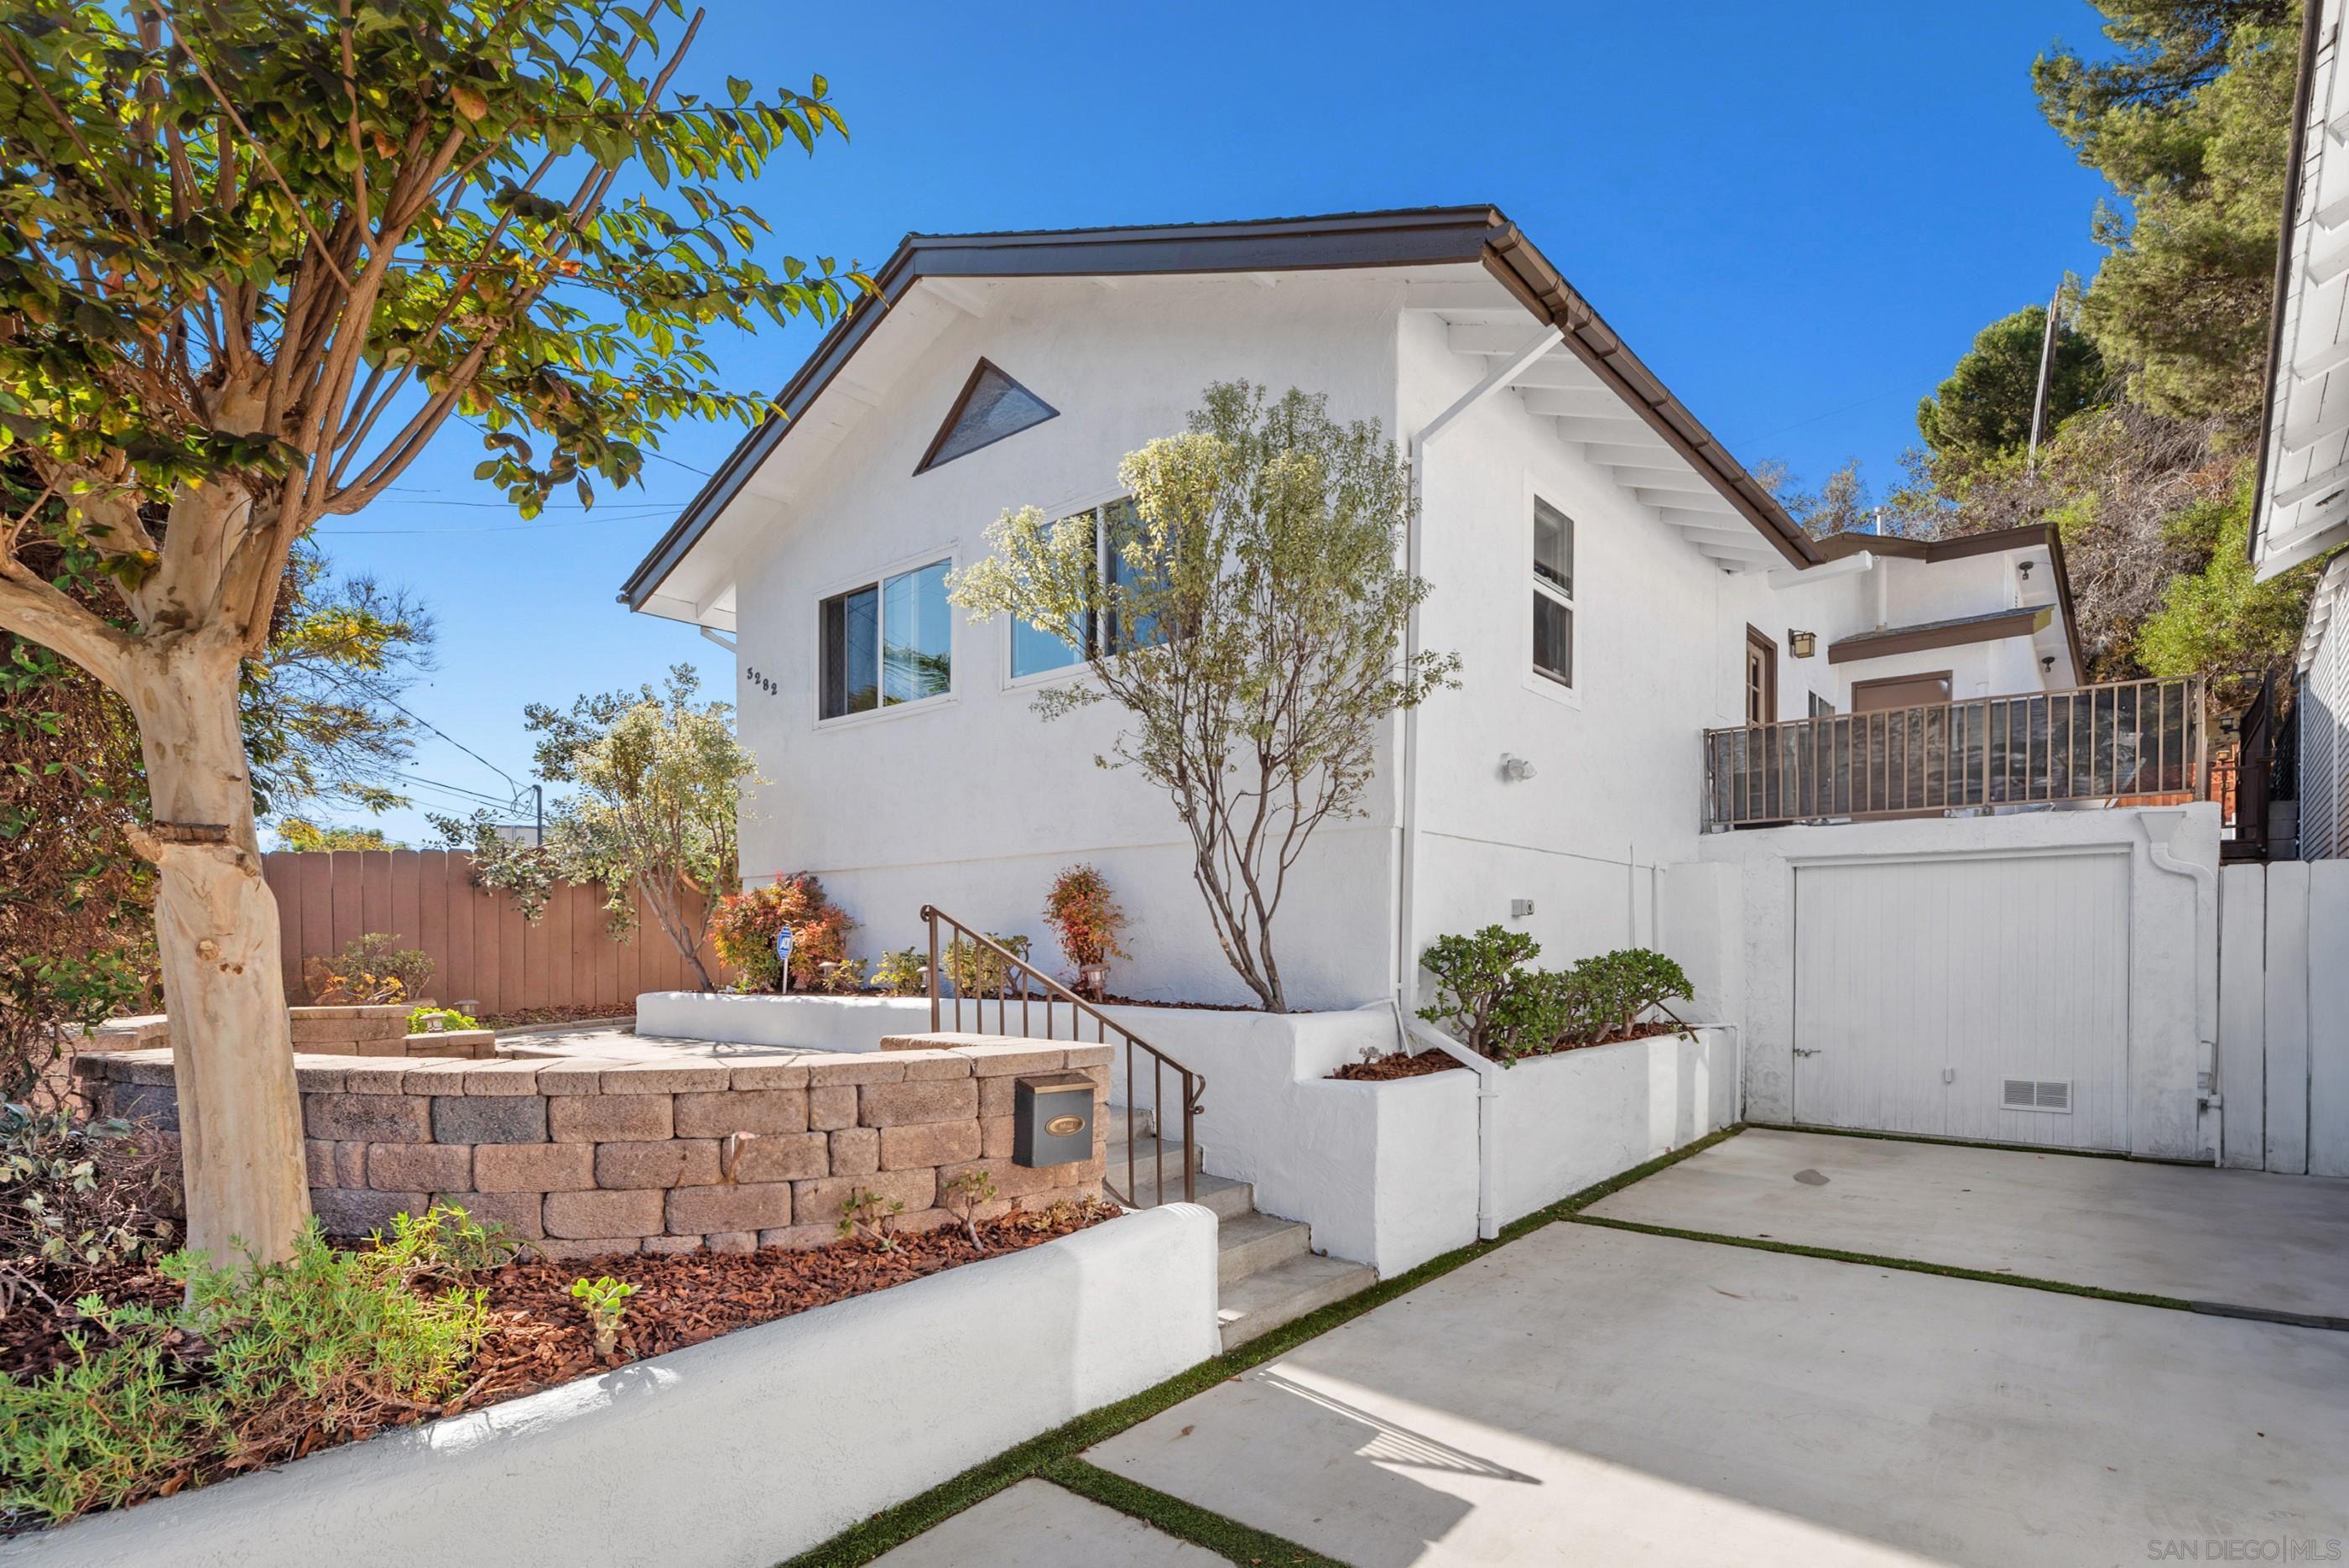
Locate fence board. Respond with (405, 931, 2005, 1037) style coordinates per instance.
(2263, 862, 2312, 1176)
(2309, 863, 2349, 1179)
(261, 852, 726, 1017)
(2217, 865, 2268, 1169)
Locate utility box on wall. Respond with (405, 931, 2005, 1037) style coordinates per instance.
(1013, 1071, 1095, 1167)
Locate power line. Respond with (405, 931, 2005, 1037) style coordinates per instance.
(318, 510, 674, 536)
(381, 696, 525, 797)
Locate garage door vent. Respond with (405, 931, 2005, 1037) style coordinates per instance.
(2001, 1078, 2072, 1113)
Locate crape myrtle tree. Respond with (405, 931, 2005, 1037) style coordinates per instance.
(0, 0, 862, 1264)
(951, 383, 1460, 1013)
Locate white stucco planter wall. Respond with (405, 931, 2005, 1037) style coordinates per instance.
(1489, 1027, 1739, 1225)
(635, 989, 932, 1050)
(1289, 1069, 1481, 1274)
(4, 1206, 1220, 1568)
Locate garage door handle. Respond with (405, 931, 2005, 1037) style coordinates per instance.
(1792, 1048, 1821, 1057)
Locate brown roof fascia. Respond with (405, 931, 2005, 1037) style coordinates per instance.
(1482, 226, 1818, 569)
(1829, 607, 2052, 664)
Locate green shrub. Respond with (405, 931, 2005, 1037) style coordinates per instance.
(303, 932, 433, 1005)
(1416, 926, 1551, 1061)
(942, 932, 1031, 998)
(1418, 930, 1693, 1064)
(0, 1204, 497, 1526)
(1560, 949, 1692, 1044)
(0, 1104, 178, 1306)
(871, 947, 927, 997)
(406, 1005, 480, 1034)
(708, 873, 855, 991)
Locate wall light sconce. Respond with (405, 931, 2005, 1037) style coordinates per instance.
(2019, 560, 2037, 581)
(1788, 630, 1818, 659)
(1500, 754, 1538, 782)
(2041, 655, 2055, 672)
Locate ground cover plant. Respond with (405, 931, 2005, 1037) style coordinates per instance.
(0, 1195, 1118, 1534)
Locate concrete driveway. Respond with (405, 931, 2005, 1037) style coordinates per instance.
(1026, 1128, 2346, 1568)
(1586, 1128, 2349, 1323)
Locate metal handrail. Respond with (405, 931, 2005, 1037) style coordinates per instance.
(1702, 675, 2209, 831)
(920, 904, 1203, 1208)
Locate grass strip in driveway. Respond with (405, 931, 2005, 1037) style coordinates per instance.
(1040, 1458, 1350, 1566)
(1565, 1211, 2201, 1311)
(773, 1124, 1748, 1567)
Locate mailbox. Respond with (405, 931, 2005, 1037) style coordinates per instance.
(1013, 1071, 1096, 1168)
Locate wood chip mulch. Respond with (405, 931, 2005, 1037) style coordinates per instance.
(1325, 1023, 1695, 1081)
(3, 1202, 1117, 1409)
(466, 1201, 1117, 1400)
(1326, 1048, 1470, 1081)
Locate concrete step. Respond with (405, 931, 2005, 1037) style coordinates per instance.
(1217, 1252, 1378, 1352)
(1216, 1211, 1310, 1284)
(1103, 1106, 1159, 1144)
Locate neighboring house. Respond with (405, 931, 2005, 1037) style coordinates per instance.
(2253, 0, 2349, 859)
(624, 206, 2215, 1161)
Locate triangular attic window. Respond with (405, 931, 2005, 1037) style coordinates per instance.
(914, 358, 1058, 473)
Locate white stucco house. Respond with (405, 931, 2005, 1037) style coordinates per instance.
(623, 206, 2219, 1165)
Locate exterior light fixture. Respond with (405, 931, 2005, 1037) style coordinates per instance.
(1500, 754, 1537, 782)
(2019, 560, 2037, 581)
(2041, 656, 2055, 672)
(1789, 630, 1817, 659)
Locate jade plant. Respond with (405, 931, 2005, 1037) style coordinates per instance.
(569, 1275, 637, 1359)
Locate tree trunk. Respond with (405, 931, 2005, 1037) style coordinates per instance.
(123, 637, 311, 1268)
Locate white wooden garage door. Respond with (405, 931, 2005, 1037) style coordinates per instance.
(1792, 852, 2131, 1151)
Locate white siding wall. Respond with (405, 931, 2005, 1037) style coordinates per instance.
(2300, 560, 2348, 860)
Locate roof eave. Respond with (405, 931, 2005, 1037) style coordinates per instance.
(621, 204, 1820, 607)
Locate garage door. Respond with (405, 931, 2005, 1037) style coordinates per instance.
(1792, 852, 2130, 1151)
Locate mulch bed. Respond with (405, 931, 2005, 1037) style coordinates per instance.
(477, 1002, 636, 1030)
(1327, 1048, 1468, 1081)
(466, 1202, 1116, 1399)
(1324, 1023, 1695, 1081)
(3, 1201, 1118, 1495)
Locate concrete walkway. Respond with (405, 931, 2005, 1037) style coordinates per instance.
(870, 1480, 1218, 1567)
(1586, 1127, 2349, 1319)
(1082, 1221, 2349, 1566)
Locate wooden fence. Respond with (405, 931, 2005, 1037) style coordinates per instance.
(2218, 859, 2349, 1176)
(261, 850, 724, 1018)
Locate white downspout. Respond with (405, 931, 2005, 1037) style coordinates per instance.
(1400, 1010, 1505, 1240)
(1394, 325, 1560, 1243)
(2139, 808, 2221, 1164)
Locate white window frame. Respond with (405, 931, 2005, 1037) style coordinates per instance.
(1001, 486, 1128, 692)
(811, 545, 960, 732)
(1525, 485, 1581, 708)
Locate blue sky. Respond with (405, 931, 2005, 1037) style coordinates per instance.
(310, 0, 2122, 846)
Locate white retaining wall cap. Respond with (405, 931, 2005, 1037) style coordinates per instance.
(2, 1205, 1221, 1568)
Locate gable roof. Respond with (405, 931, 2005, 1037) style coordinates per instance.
(619, 206, 1823, 612)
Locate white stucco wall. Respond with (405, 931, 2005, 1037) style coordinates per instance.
(721, 272, 1409, 1012)
(7, 1206, 1221, 1568)
(1701, 804, 2220, 1161)
(1491, 1028, 1740, 1224)
(695, 265, 2087, 1018)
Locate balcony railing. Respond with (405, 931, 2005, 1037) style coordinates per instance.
(1703, 676, 2208, 831)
